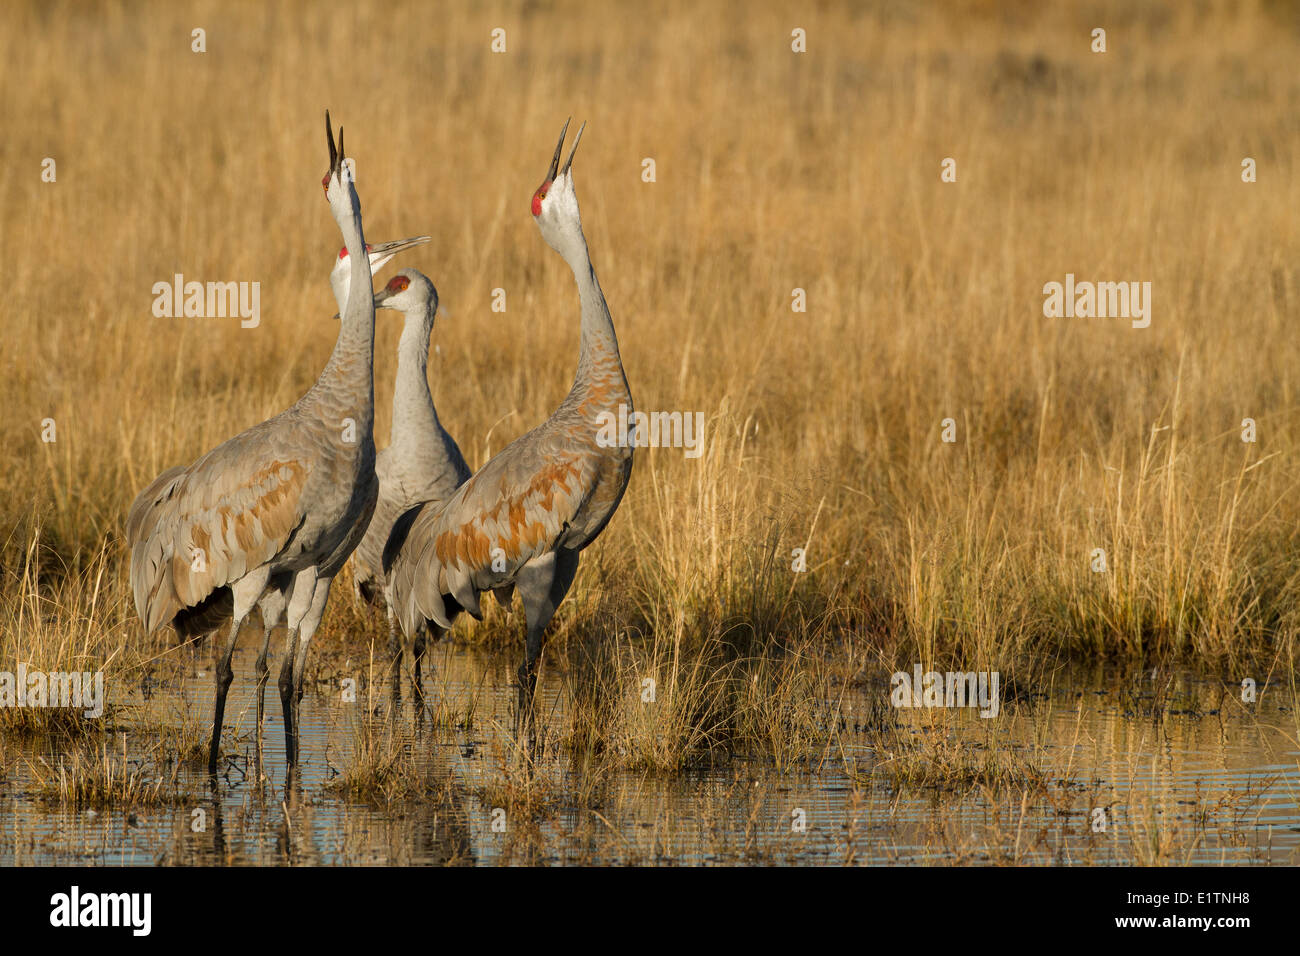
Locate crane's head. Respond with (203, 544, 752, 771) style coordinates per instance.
(329, 237, 432, 318)
(374, 268, 438, 319)
(532, 118, 586, 253)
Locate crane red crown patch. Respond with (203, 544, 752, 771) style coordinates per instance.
(532, 182, 551, 217)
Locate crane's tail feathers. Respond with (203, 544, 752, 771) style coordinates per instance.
(422, 584, 456, 630)
(398, 591, 444, 636)
(420, 595, 463, 638)
(447, 566, 482, 621)
(126, 465, 188, 630)
(125, 466, 186, 544)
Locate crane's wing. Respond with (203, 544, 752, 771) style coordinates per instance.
(127, 426, 313, 635)
(386, 433, 598, 633)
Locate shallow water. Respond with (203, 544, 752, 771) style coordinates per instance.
(1, 641, 1296, 866)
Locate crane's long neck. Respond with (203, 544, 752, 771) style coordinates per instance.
(389, 303, 440, 455)
(563, 229, 629, 410)
(314, 194, 375, 429)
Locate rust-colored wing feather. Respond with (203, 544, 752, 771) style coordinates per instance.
(386, 429, 601, 634)
(128, 429, 313, 636)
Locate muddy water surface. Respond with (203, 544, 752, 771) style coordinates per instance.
(1, 643, 1296, 866)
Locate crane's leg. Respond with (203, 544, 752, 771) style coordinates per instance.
(385, 602, 403, 703)
(278, 568, 318, 767)
(275, 625, 300, 766)
(253, 621, 274, 761)
(209, 569, 271, 776)
(290, 576, 334, 706)
(254, 587, 286, 759)
(208, 618, 244, 776)
(513, 549, 579, 735)
(412, 623, 431, 700)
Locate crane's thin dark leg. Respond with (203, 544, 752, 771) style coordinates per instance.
(516, 625, 544, 732)
(277, 628, 299, 767)
(208, 571, 272, 778)
(279, 575, 333, 773)
(513, 549, 579, 745)
(412, 624, 429, 701)
(254, 584, 287, 768)
(279, 570, 321, 768)
(209, 615, 245, 775)
(386, 607, 403, 705)
(254, 621, 274, 766)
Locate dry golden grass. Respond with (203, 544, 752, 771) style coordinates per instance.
(23, 734, 187, 808)
(864, 715, 1050, 793)
(562, 603, 836, 771)
(3, 0, 1300, 741)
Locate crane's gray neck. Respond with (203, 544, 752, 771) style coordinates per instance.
(389, 301, 440, 454)
(312, 196, 375, 426)
(561, 227, 626, 401)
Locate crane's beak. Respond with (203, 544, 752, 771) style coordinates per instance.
(324, 110, 347, 189)
(562, 121, 585, 174)
(545, 117, 571, 182)
(373, 285, 405, 311)
(326, 110, 337, 176)
(366, 236, 431, 273)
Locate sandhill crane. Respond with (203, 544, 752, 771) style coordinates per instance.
(248, 237, 430, 733)
(127, 113, 381, 773)
(146, 239, 432, 757)
(346, 268, 471, 694)
(385, 119, 633, 727)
